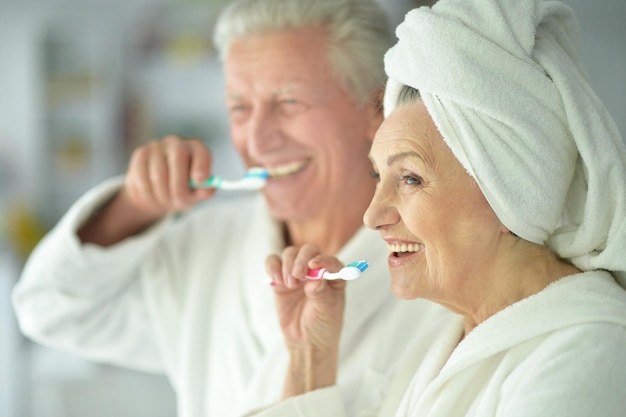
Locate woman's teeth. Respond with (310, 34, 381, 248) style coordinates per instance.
(387, 243, 422, 253)
(266, 159, 310, 178)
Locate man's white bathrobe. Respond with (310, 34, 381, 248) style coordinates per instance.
(12, 178, 449, 417)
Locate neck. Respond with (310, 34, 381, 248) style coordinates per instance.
(461, 241, 581, 335)
(285, 215, 362, 255)
(284, 186, 373, 255)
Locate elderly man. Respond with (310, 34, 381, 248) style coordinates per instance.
(12, 0, 447, 416)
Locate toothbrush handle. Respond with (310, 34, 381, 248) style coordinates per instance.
(189, 176, 221, 189)
(304, 268, 327, 280)
(304, 268, 348, 280)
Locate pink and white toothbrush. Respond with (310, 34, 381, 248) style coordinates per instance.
(304, 260, 369, 281)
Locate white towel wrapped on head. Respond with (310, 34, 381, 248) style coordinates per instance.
(384, 0, 626, 287)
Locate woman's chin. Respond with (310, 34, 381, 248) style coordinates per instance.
(390, 273, 422, 300)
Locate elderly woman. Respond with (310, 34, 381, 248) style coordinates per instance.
(264, 0, 626, 416)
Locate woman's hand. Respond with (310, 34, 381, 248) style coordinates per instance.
(266, 244, 347, 398)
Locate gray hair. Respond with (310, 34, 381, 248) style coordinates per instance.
(213, 0, 393, 104)
(396, 84, 422, 107)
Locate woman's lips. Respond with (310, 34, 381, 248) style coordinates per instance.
(386, 242, 424, 267)
(387, 242, 422, 253)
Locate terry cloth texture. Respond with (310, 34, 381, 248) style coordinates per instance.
(383, 0, 626, 288)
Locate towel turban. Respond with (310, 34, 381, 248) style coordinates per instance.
(384, 0, 626, 288)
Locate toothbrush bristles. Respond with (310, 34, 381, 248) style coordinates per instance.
(346, 260, 369, 272)
(246, 167, 270, 179)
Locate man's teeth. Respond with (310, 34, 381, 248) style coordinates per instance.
(387, 243, 422, 253)
(266, 159, 310, 178)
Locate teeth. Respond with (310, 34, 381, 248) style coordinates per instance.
(266, 159, 310, 178)
(387, 243, 422, 253)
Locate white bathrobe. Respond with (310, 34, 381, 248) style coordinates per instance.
(229, 0, 626, 414)
(395, 271, 626, 417)
(382, 0, 626, 413)
(248, 272, 626, 417)
(12, 177, 450, 417)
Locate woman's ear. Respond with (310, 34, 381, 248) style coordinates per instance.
(501, 225, 523, 241)
(500, 224, 512, 234)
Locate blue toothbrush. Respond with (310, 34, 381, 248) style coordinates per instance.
(190, 167, 269, 191)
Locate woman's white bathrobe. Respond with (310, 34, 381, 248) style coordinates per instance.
(248, 271, 626, 417)
(396, 271, 626, 417)
(12, 178, 449, 417)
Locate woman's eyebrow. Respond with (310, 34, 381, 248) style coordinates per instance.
(386, 151, 424, 166)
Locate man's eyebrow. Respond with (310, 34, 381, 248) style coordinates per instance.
(226, 85, 300, 101)
(226, 92, 244, 101)
(274, 85, 298, 95)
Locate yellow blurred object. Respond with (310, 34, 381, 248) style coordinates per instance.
(165, 32, 210, 65)
(4, 203, 48, 260)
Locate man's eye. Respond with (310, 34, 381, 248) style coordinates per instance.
(229, 104, 249, 113)
(228, 104, 251, 123)
(277, 99, 307, 116)
(369, 170, 380, 180)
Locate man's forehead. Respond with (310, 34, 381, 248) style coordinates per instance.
(226, 82, 325, 101)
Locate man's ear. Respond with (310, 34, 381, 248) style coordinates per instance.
(364, 87, 384, 142)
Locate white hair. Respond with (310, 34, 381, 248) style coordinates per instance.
(213, 0, 393, 104)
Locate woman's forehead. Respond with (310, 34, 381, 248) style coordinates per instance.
(373, 104, 438, 153)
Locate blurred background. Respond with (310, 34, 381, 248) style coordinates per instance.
(0, 0, 624, 416)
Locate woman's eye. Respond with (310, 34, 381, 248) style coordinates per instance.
(369, 170, 380, 180)
(401, 174, 423, 186)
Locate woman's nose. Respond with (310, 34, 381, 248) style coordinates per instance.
(363, 186, 398, 231)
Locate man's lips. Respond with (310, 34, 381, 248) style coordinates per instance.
(265, 158, 311, 179)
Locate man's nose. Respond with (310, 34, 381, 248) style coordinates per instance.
(246, 105, 286, 156)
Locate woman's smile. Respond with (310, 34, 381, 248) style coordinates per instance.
(386, 241, 424, 267)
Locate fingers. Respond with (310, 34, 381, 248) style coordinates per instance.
(124, 135, 215, 219)
(266, 244, 348, 290)
(265, 254, 283, 286)
(280, 246, 300, 289)
(265, 245, 318, 289)
(284, 244, 322, 288)
(308, 254, 344, 274)
(187, 139, 212, 185)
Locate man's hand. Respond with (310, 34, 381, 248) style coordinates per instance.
(124, 135, 216, 220)
(78, 135, 216, 246)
